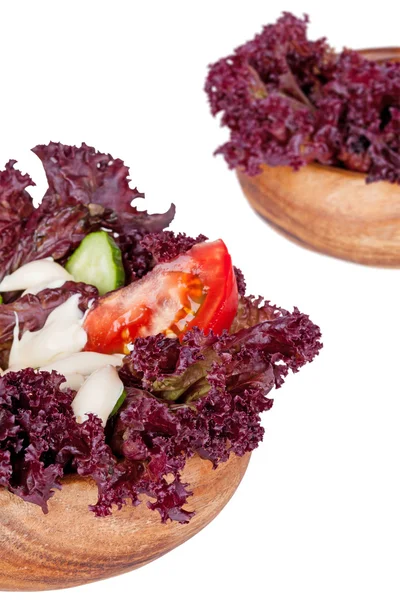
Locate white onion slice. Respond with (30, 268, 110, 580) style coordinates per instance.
(71, 365, 124, 426)
(8, 295, 87, 369)
(0, 258, 74, 293)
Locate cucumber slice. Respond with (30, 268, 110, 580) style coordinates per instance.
(66, 231, 125, 295)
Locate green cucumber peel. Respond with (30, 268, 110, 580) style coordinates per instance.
(110, 390, 127, 418)
(66, 231, 125, 295)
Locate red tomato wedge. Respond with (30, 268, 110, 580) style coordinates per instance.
(83, 239, 239, 354)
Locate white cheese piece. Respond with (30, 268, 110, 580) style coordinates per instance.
(71, 365, 124, 426)
(40, 352, 124, 378)
(60, 373, 86, 391)
(0, 259, 74, 293)
(8, 295, 87, 370)
(39, 352, 124, 391)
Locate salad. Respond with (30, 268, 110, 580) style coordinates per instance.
(0, 143, 322, 523)
(205, 12, 400, 184)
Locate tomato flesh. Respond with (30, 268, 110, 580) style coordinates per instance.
(83, 239, 239, 354)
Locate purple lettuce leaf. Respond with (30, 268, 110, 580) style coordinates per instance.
(120, 299, 321, 403)
(0, 370, 106, 512)
(107, 299, 321, 520)
(0, 295, 322, 523)
(0, 140, 324, 524)
(9, 202, 100, 276)
(205, 12, 400, 183)
(0, 162, 35, 281)
(32, 142, 175, 236)
(0, 143, 175, 285)
(140, 231, 208, 263)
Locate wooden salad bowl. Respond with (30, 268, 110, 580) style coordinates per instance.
(0, 452, 250, 591)
(237, 47, 400, 267)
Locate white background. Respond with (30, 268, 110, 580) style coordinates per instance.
(0, 1, 399, 598)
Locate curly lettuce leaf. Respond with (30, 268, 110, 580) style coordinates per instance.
(32, 142, 175, 235)
(0, 161, 35, 281)
(0, 143, 175, 286)
(205, 12, 400, 183)
(102, 298, 322, 522)
(0, 294, 322, 523)
(121, 299, 321, 402)
(0, 370, 106, 512)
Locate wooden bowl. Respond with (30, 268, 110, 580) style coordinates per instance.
(237, 47, 400, 267)
(0, 452, 250, 591)
(358, 47, 400, 63)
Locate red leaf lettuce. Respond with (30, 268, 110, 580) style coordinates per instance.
(0, 143, 322, 524)
(205, 12, 400, 184)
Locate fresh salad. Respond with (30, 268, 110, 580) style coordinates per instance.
(0, 143, 322, 522)
(205, 12, 400, 184)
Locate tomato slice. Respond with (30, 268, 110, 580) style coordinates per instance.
(83, 239, 239, 354)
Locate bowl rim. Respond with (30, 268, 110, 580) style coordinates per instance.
(358, 46, 400, 61)
(0, 451, 249, 504)
(258, 161, 370, 181)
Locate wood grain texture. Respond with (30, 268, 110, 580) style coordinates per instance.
(237, 163, 400, 266)
(0, 452, 250, 591)
(357, 47, 400, 63)
(237, 47, 400, 267)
